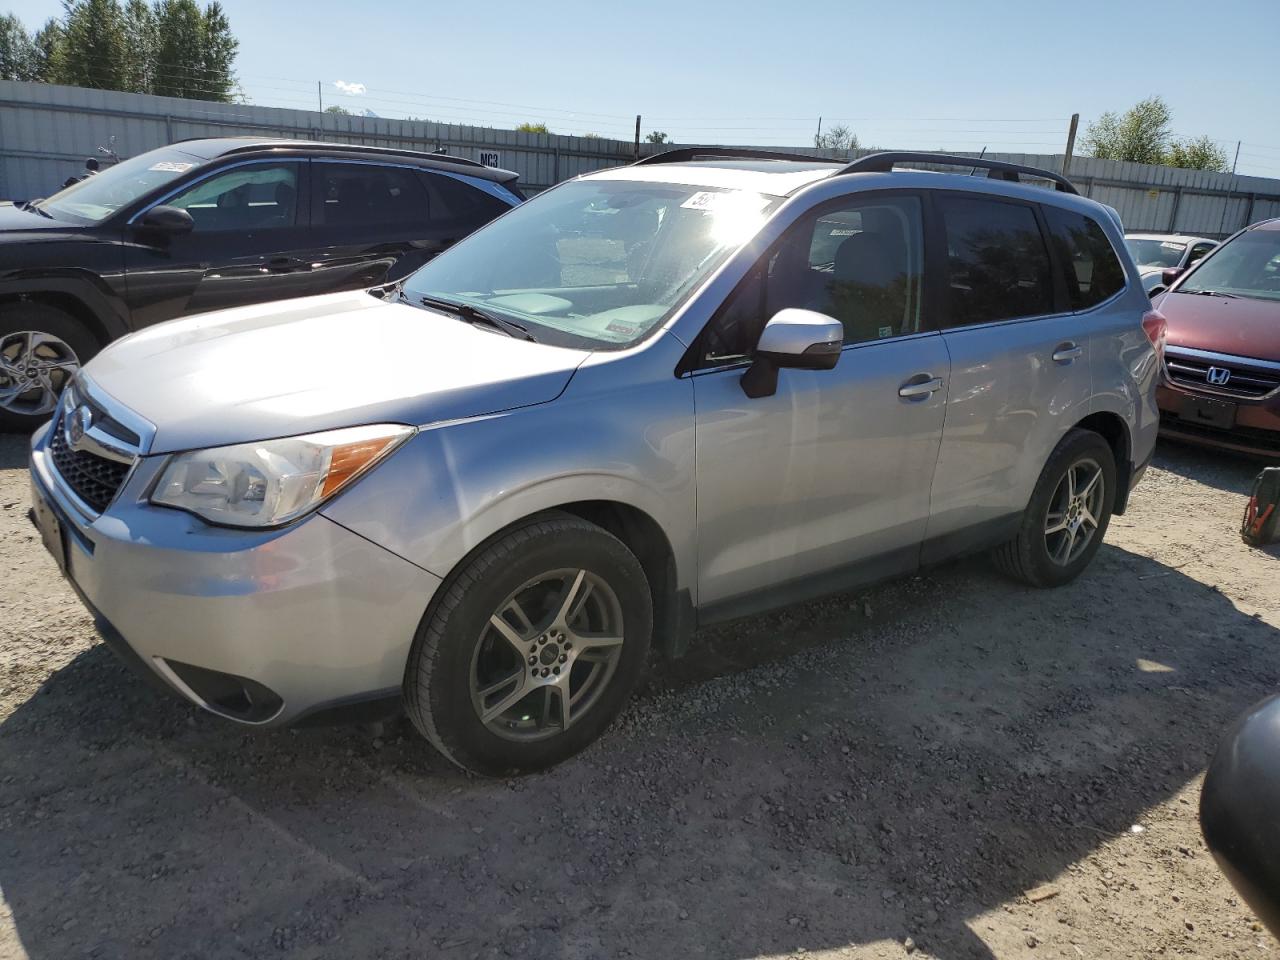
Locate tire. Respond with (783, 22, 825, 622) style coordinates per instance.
(992, 428, 1117, 588)
(0, 302, 101, 434)
(404, 513, 653, 777)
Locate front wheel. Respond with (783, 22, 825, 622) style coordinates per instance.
(993, 428, 1117, 588)
(0, 303, 100, 434)
(404, 514, 652, 776)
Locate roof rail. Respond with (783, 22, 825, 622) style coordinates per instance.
(634, 146, 839, 166)
(839, 151, 1079, 194)
(216, 139, 489, 170)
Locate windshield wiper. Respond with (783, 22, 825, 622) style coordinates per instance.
(16, 200, 53, 218)
(417, 294, 536, 342)
(1188, 289, 1239, 299)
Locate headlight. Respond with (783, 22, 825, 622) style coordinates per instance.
(151, 423, 414, 528)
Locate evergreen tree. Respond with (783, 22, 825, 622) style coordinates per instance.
(52, 0, 127, 90)
(121, 0, 156, 93)
(0, 13, 38, 80)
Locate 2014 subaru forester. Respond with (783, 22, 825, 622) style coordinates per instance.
(28, 149, 1162, 776)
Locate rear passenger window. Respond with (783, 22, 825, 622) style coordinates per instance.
(312, 163, 431, 228)
(939, 195, 1054, 326)
(1043, 206, 1126, 309)
(421, 172, 512, 224)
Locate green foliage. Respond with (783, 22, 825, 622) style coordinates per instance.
(1083, 96, 1228, 172)
(1166, 135, 1230, 172)
(814, 123, 859, 152)
(324, 104, 351, 115)
(515, 122, 550, 134)
(0, 1, 238, 101)
(645, 130, 669, 144)
(0, 13, 38, 80)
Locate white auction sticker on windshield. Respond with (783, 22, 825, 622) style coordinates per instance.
(680, 191, 769, 213)
(149, 161, 195, 173)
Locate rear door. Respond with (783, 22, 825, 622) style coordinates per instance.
(306, 161, 450, 292)
(123, 159, 312, 327)
(923, 191, 1091, 558)
(691, 192, 950, 612)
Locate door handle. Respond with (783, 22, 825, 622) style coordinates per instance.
(266, 257, 311, 274)
(1052, 343, 1083, 364)
(898, 376, 944, 399)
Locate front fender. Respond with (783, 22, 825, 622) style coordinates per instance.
(322, 365, 697, 602)
(0, 268, 131, 340)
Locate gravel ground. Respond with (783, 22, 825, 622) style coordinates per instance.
(1, 432, 1278, 960)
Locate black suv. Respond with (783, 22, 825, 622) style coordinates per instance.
(0, 138, 523, 431)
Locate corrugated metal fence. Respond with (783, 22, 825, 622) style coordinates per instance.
(4, 80, 1280, 238)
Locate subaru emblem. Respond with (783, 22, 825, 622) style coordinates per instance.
(65, 404, 92, 450)
(1206, 366, 1232, 386)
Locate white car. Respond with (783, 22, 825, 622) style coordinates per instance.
(1124, 232, 1218, 293)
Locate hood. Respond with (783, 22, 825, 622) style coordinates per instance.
(83, 289, 591, 453)
(1156, 290, 1280, 361)
(0, 202, 86, 240)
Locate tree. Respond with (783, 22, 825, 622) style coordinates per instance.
(197, 1, 236, 101)
(814, 123, 859, 152)
(29, 19, 63, 81)
(324, 105, 351, 116)
(52, 0, 127, 90)
(515, 122, 550, 134)
(0, 13, 38, 80)
(120, 0, 156, 93)
(1084, 96, 1231, 172)
(645, 130, 669, 144)
(1167, 135, 1230, 173)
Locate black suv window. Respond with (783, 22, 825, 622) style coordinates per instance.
(312, 162, 431, 228)
(1043, 206, 1126, 310)
(698, 195, 924, 365)
(939, 194, 1054, 326)
(167, 162, 298, 232)
(421, 172, 512, 223)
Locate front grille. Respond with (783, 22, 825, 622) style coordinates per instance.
(1165, 351, 1280, 399)
(49, 423, 131, 512)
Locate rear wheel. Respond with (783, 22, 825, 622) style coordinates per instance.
(0, 303, 99, 434)
(993, 428, 1116, 588)
(404, 514, 652, 776)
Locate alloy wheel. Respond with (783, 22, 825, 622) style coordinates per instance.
(0, 330, 81, 417)
(470, 568, 625, 742)
(1044, 457, 1105, 566)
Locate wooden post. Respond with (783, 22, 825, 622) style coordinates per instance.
(317, 81, 323, 113)
(1061, 113, 1079, 177)
(634, 115, 641, 160)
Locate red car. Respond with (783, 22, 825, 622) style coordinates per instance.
(1154, 218, 1280, 457)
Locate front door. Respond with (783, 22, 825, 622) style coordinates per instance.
(123, 160, 313, 328)
(690, 193, 950, 613)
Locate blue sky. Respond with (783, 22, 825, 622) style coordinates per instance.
(8, 0, 1279, 176)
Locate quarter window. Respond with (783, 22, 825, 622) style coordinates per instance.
(939, 195, 1054, 326)
(167, 163, 298, 232)
(1043, 206, 1126, 310)
(312, 163, 430, 228)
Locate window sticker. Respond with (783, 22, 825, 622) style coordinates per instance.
(680, 191, 770, 214)
(149, 161, 195, 173)
(878, 326, 894, 339)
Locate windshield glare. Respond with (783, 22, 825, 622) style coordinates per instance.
(1126, 238, 1186, 268)
(402, 179, 780, 349)
(38, 147, 204, 223)
(1178, 230, 1280, 301)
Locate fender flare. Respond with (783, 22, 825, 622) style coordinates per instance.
(0, 273, 130, 342)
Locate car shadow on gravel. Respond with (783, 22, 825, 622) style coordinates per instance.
(1, 545, 1278, 960)
(0, 433, 31, 470)
(1155, 438, 1273, 496)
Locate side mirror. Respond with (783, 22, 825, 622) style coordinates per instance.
(1201, 694, 1280, 940)
(135, 205, 194, 237)
(1161, 266, 1184, 287)
(741, 308, 844, 399)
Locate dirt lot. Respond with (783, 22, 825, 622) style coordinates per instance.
(1, 433, 1278, 960)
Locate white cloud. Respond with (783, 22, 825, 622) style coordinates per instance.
(333, 80, 366, 96)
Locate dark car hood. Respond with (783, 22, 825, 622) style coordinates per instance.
(83, 289, 592, 453)
(1156, 290, 1280, 361)
(0, 202, 85, 239)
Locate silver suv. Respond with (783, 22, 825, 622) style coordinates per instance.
(28, 149, 1162, 776)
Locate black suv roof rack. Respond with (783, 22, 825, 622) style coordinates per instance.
(633, 147, 839, 166)
(209, 138, 490, 170)
(839, 151, 1078, 194)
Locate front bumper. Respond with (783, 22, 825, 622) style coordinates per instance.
(1156, 382, 1280, 458)
(29, 422, 441, 725)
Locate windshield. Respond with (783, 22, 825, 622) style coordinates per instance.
(1125, 238, 1186, 268)
(402, 179, 780, 349)
(1178, 230, 1280, 301)
(37, 147, 205, 224)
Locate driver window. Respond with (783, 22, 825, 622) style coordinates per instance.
(167, 163, 299, 233)
(697, 195, 924, 366)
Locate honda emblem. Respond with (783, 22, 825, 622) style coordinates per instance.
(1206, 366, 1232, 386)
